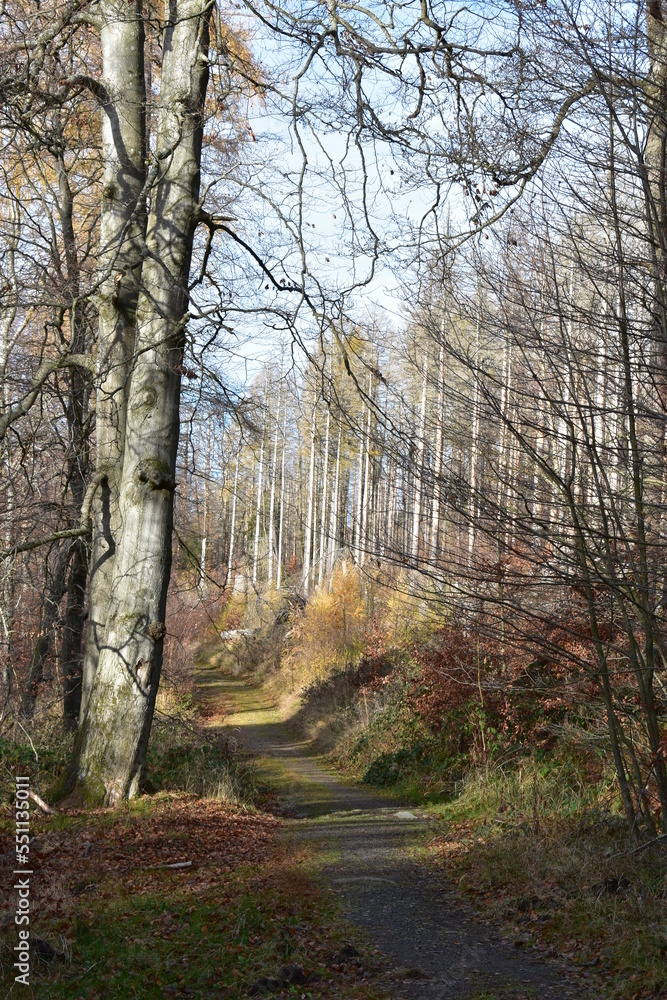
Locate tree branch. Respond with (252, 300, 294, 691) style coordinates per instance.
(0, 472, 107, 560)
(0, 353, 95, 444)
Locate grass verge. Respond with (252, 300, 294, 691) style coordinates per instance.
(0, 794, 390, 998)
(421, 764, 666, 1000)
(0, 668, 390, 999)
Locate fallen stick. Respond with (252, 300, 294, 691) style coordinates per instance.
(29, 790, 56, 814)
(150, 861, 193, 870)
(611, 833, 667, 858)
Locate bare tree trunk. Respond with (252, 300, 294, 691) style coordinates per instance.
(303, 389, 317, 593)
(353, 402, 365, 566)
(20, 543, 72, 721)
(468, 316, 480, 565)
(387, 446, 397, 559)
(227, 449, 240, 585)
(317, 403, 331, 587)
(19, 145, 93, 726)
(327, 413, 342, 575)
(276, 406, 287, 590)
(268, 382, 282, 585)
(55, 150, 92, 728)
(411, 348, 428, 566)
(0, 240, 21, 716)
(65, 0, 210, 804)
(646, 2, 667, 298)
(81, 0, 148, 719)
(360, 371, 372, 568)
(429, 336, 445, 562)
(0, 561, 13, 719)
(199, 415, 211, 592)
(60, 539, 87, 729)
(645, 3, 667, 829)
(496, 329, 513, 553)
(253, 418, 266, 586)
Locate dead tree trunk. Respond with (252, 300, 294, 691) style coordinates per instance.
(20, 543, 72, 721)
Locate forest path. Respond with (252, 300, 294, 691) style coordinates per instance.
(198, 666, 589, 1000)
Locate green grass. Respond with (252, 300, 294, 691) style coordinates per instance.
(146, 720, 258, 804)
(0, 727, 74, 805)
(1, 851, 389, 998)
(0, 786, 391, 1000)
(332, 685, 451, 798)
(424, 764, 666, 1000)
(0, 669, 391, 1000)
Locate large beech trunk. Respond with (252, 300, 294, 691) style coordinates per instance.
(81, 0, 148, 718)
(63, 0, 210, 804)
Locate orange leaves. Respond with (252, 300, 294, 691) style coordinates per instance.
(0, 796, 282, 924)
(283, 565, 366, 685)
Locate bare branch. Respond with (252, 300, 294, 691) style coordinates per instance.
(0, 472, 107, 560)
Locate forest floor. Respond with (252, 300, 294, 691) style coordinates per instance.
(204, 663, 592, 1000)
(1, 643, 663, 999)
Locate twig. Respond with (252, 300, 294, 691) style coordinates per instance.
(611, 833, 667, 858)
(15, 721, 39, 761)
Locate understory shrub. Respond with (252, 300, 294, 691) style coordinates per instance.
(282, 564, 366, 685)
(146, 717, 257, 804)
(0, 722, 74, 804)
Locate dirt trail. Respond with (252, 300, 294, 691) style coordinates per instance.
(200, 669, 590, 1000)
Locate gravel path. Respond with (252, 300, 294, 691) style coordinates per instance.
(205, 672, 590, 1000)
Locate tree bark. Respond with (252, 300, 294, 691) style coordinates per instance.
(227, 449, 240, 585)
(199, 414, 211, 592)
(411, 348, 428, 566)
(81, 0, 148, 719)
(268, 383, 282, 585)
(276, 406, 287, 589)
(429, 336, 445, 562)
(303, 388, 317, 593)
(56, 148, 91, 729)
(61, 538, 87, 728)
(64, 0, 211, 804)
(253, 413, 266, 586)
(317, 403, 330, 587)
(327, 413, 342, 575)
(360, 371, 372, 568)
(353, 401, 365, 566)
(20, 543, 72, 721)
(468, 316, 480, 565)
